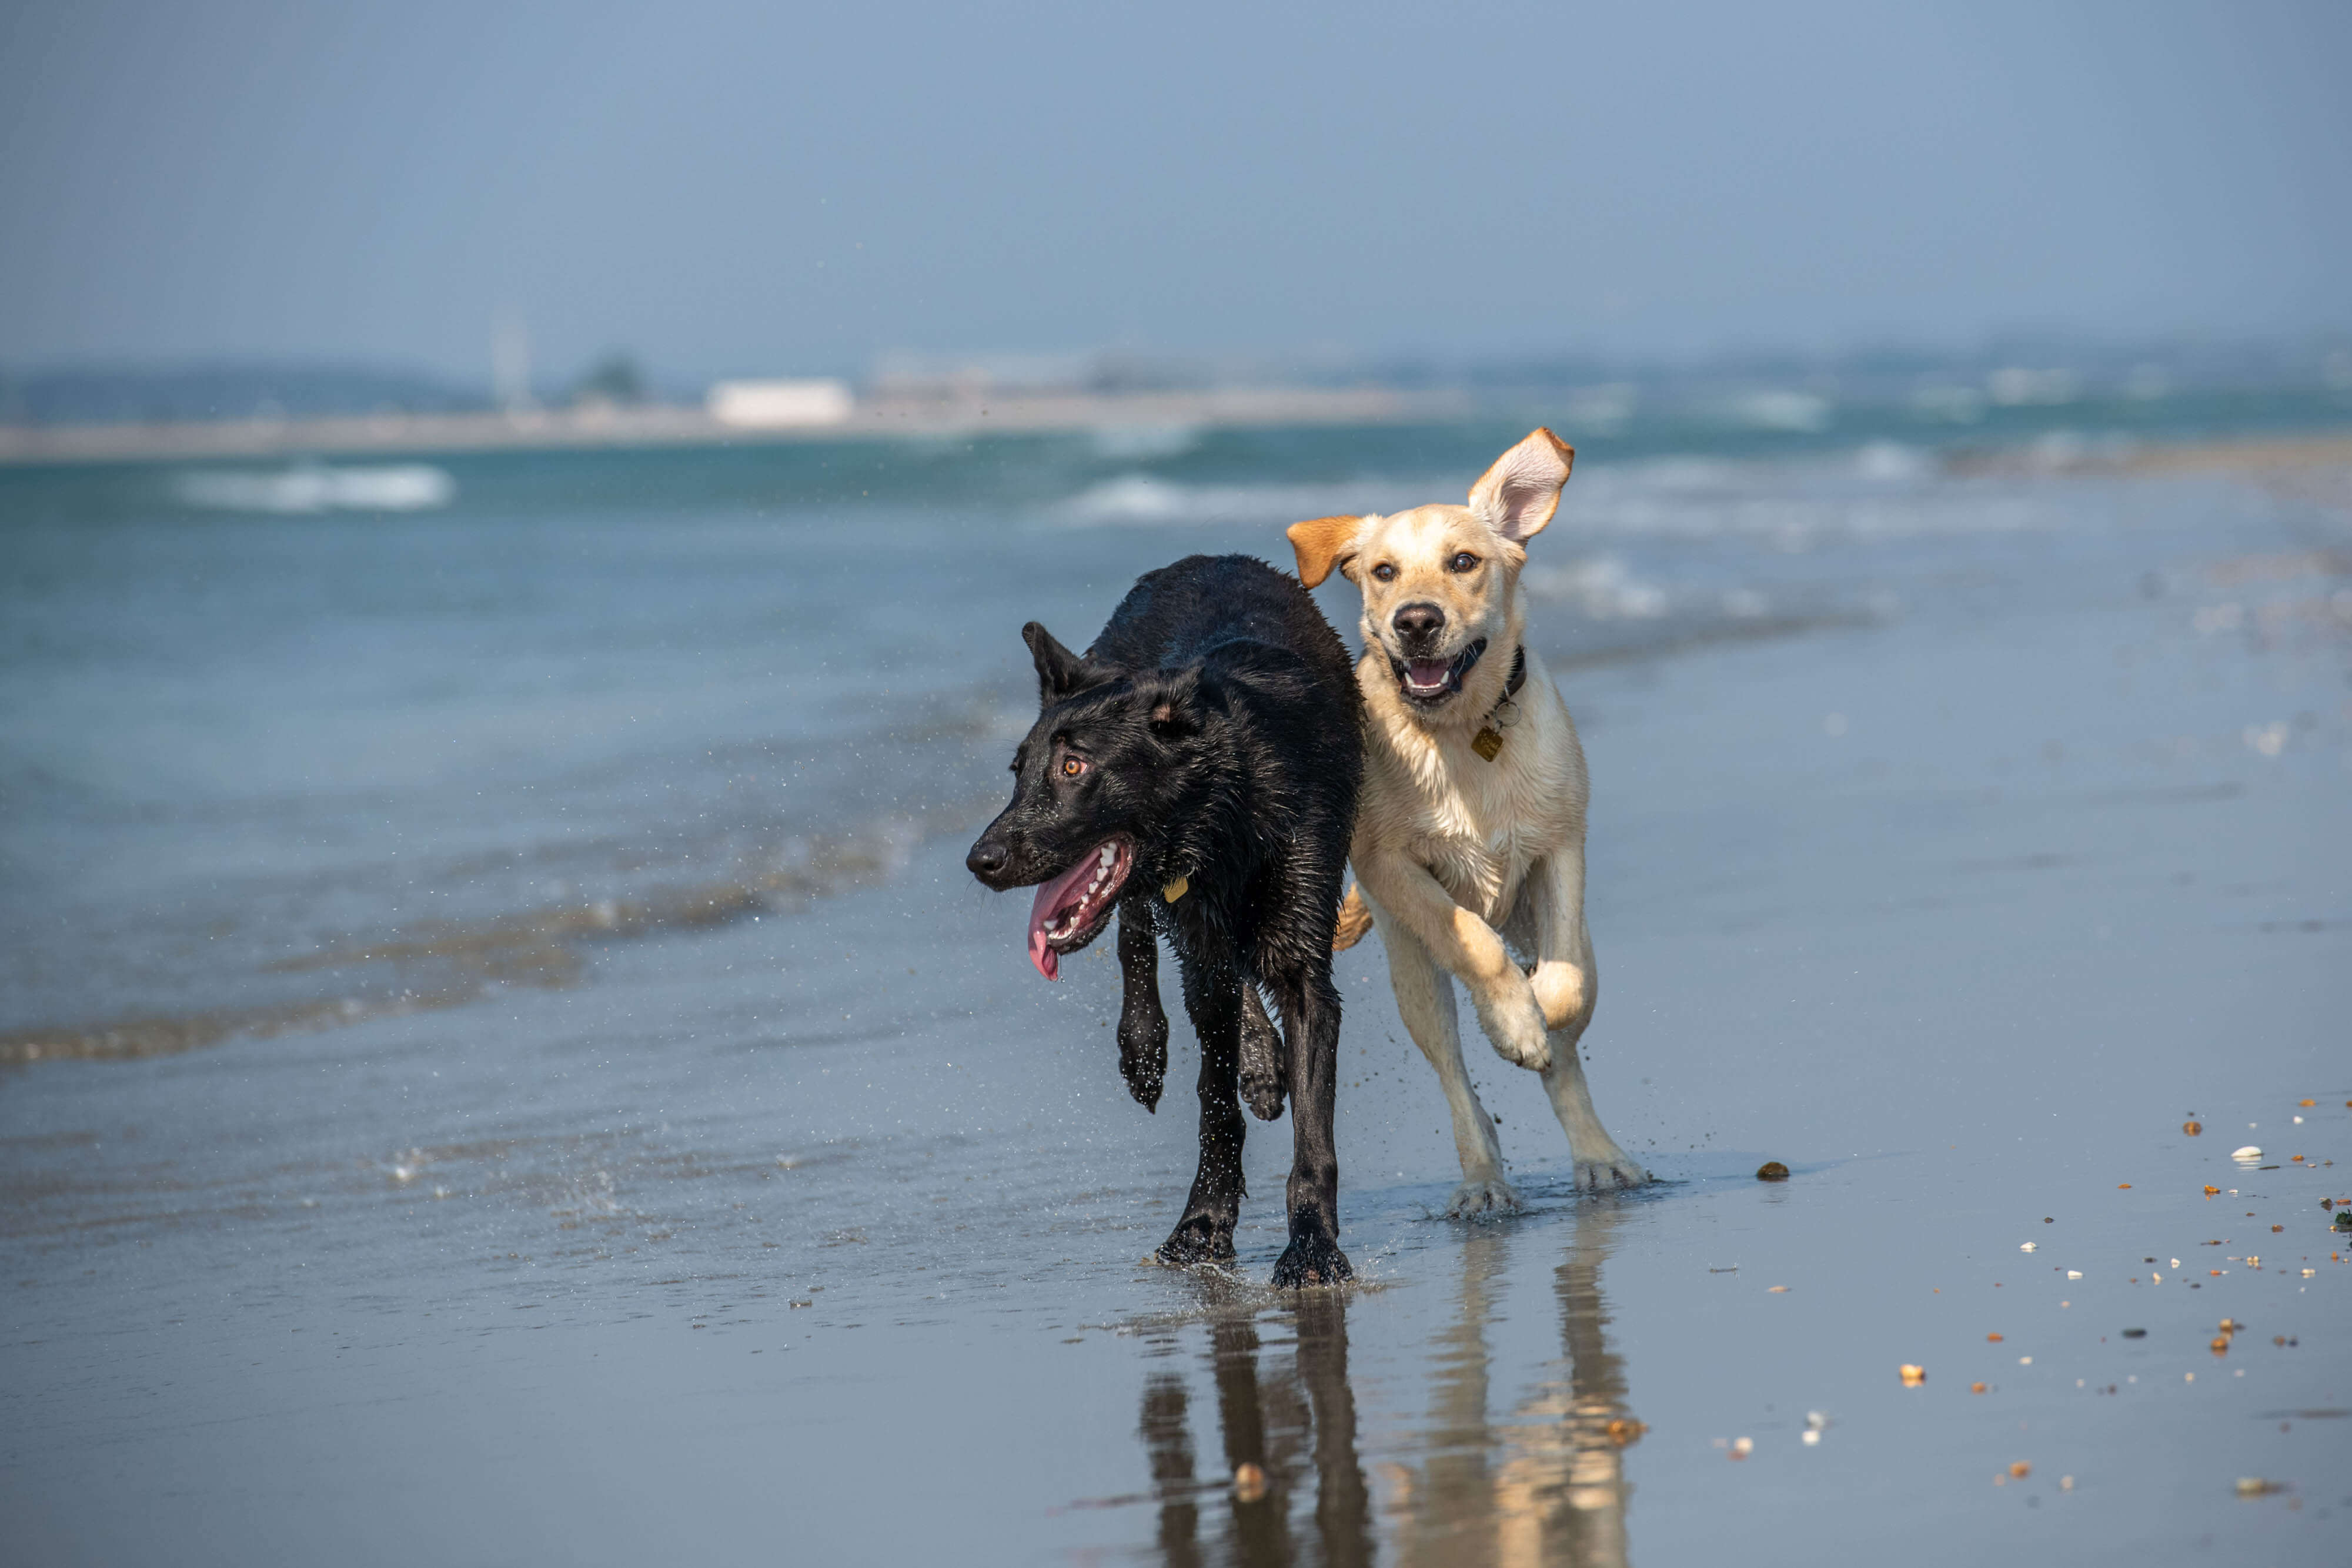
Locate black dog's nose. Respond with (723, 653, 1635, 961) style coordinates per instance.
(967, 838, 1010, 882)
(1392, 602, 1445, 646)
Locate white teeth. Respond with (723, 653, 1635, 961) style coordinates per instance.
(1099, 846, 1115, 868)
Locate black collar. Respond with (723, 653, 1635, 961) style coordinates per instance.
(1476, 645, 1527, 728)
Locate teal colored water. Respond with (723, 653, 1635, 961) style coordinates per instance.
(2, 400, 2348, 1564)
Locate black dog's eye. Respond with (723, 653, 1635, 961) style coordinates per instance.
(1371, 563, 1397, 582)
(1448, 551, 1479, 573)
(1060, 755, 1087, 778)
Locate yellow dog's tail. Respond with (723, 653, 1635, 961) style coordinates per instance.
(1332, 883, 1373, 952)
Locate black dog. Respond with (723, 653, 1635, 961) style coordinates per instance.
(966, 554, 1363, 1286)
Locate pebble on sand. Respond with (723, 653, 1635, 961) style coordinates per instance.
(1755, 1161, 1789, 1181)
(2183, 1121, 2203, 1135)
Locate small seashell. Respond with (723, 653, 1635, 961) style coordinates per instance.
(2009, 1462, 2032, 1479)
(1730, 1436, 1753, 1459)
(2067, 1270, 2083, 1279)
(1987, 1332, 2004, 1342)
(1755, 1161, 1789, 1181)
(1970, 1381, 1989, 1394)
(2020, 1242, 2037, 1252)
(2182, 1121, 2202, 1135)
(1232, 1462, 1268, 1502)
(1801, 1429, 1820, 1445)
(2231, 1145, 2262, 1161)
(1605, 1417, 1645, 1447)
(1899, 1364, 1926, 1386)
(2235, 1477, 2279, 1497)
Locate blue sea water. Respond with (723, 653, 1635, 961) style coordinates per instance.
(2, 396, 2348, 1565)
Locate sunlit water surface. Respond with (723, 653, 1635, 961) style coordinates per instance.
(3, 418, 2348, 1564)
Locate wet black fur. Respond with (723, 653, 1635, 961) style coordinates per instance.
(967, 555, 1364, 1286)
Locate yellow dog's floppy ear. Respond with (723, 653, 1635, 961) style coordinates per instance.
(1468, 428, 1575, 543)
(1286, 514, 1362, 589)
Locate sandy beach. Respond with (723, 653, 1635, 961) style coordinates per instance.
(2, 422, 2347, 1563)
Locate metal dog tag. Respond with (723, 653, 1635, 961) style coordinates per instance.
(1471, 727, 1504, 761)
(1161, 875, 1189, 903)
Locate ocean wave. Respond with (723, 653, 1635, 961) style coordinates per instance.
(0, 818, 930, 1067)
(1055, 446, 2077, 546)
(1055, 473, 1438, 528)
(172, 463, 456, 513)
(1519, 556, 1670, 619)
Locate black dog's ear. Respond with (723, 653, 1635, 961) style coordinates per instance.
(1022, 622, 1106, 704)
(1138, 668, 1221, 740)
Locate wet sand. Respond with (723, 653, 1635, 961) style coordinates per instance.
(3, 443, 2349, 1564)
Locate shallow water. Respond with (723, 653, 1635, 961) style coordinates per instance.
(3, 420, 2349, 1563)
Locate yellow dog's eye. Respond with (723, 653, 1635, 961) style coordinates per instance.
(1371, 563, 1397, 582)
(1448, 551, 1479, 573)
(1060, 756, 1087, 778)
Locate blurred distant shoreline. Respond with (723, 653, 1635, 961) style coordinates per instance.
(5, 340, 2350, 473)
(0, 385, 1466, 467)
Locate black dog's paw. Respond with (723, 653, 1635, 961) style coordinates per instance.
(1270, 1234, 1353, 1289)
(1153, 1215, 1237, 1268)
(1237, 987, 1287, 1121)
(1117, 1006, 1168, 1112)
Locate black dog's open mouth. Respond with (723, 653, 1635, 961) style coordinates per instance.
(1027, 837, 1134, 979)
(1390, 637, 1489, 706)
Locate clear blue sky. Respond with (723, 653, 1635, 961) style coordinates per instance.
(2, 0, 2346, 383)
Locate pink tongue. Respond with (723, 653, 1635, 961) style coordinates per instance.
(1025, 851, 1103, 980)
(1408, 659, 1450, 688)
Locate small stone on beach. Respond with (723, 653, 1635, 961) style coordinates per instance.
(1756, 1162, 1789, 1181)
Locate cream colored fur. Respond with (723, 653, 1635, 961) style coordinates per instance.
(1288, 430, 1649, 1211)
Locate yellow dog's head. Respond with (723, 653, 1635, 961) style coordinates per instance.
(1287, 429, 1572, 725)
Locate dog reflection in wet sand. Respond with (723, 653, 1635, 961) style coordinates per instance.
(1137, 1202, 1639, 1567)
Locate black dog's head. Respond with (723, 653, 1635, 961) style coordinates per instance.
(967, 622, 1222, 979)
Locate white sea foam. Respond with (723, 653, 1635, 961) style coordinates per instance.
(1058, 449, 2081, 547)
(173, 463, 456, 514)
(1055, 473, 1430, 528)
(1520, 556, 1669, 619)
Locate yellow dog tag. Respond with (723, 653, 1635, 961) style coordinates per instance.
(1161, 875, 1189, 903)
(1472, 727, 1504, 761)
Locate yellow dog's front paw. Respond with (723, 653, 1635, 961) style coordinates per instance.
(1528, 961, 1591, 1033)
(1475, 981, 1552, 1072)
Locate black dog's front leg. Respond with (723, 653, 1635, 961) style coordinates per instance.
(1266, 963, 1352, 1288)
(1157, 956, 1247, 1266)
(1236, 984, 1287, 1121)
(1115, 904, 1168, 1111)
